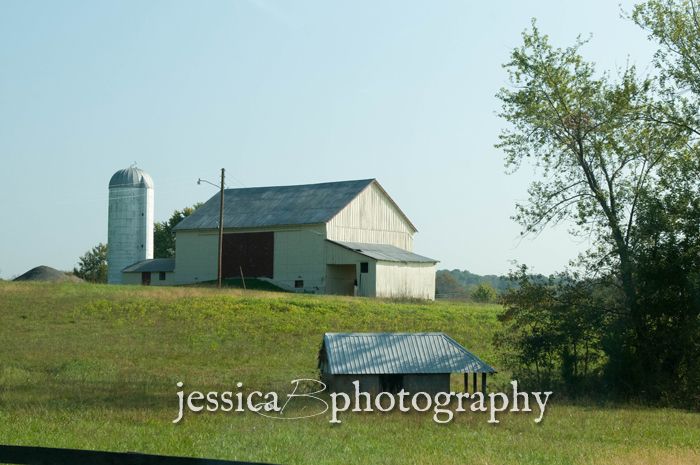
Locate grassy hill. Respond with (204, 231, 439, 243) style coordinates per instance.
(1, 282, 698, 465)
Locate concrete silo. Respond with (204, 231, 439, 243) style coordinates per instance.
(107, 166, 154, 284)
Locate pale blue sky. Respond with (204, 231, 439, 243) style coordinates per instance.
(0, 1, 656, 279)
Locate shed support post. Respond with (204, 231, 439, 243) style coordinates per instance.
(464, 373, 468, 392)
(472, 372, 477, 393)
(481, 372, 487, 394)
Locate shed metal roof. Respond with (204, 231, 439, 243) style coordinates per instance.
(328, 240, 437, 263)
(321, 332, 495, 374)
(122, 258, 175, 273)
(173, 179, 417, 231)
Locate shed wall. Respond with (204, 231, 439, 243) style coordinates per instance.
(325, 241, 377, 297)
(122, 271, 176, 286)
(321, 374, 381, 395)
(403, 374, 450, 395)
(321, 374, 449, 395)
(375, 262, 436, 300)
(326, 182, 414, 250)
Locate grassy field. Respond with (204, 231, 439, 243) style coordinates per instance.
(0, 282, 699, 465)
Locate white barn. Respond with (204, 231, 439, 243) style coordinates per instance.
(122, 179, 437, 299)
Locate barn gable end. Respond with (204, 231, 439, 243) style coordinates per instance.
(326, 181, 416, 251)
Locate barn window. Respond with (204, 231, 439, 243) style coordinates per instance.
(294, 279, 304, 288)
(159, 272, 166, 281)
(360, 262, 369, 273)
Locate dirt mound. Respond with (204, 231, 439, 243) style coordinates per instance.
(13, 266, 84, 283)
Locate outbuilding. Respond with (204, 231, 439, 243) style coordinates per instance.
(318, 332, 496, 395)
(121, 258, 176, 286)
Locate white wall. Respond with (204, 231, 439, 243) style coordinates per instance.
(272, 226, 326, 292)
(326, 182, 415, 250)
(173, 225, 328, 289)
(375, 262, 436, 300)
(173, 230, 218, 284)
(122, 271, 176, 286)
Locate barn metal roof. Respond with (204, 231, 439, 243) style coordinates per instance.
(122, 258, 175, 273)
(109, 167, 154, 189)
(321, 332, 496, 374)
(174, 179, 375, 230)
(328, 240, 437, 263)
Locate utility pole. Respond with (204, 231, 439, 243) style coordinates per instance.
(217, 168, 225, 289)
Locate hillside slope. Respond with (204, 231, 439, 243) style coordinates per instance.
(0, 282, 698, 465)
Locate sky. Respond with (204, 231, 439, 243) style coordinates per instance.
(0, 0, 658, 279)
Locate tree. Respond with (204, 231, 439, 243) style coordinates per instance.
(73, 243, 107, 283)
(435, 270, 469, 298)
(154, 203, 202, 258)
(496, 267, 606, 391)
(627, 2, 700, 401)
(471, 282, 497, 303)
(623, 169, 700, 401)
(495, 13, 700, 402)
(496, 22, 691, 382)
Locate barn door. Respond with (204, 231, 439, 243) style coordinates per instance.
(141, 272, 151, 285)
(222, 232, 274, 278)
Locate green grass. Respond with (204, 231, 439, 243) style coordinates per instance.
(0, 282, 698, 465)
(189, 277, 287, 292)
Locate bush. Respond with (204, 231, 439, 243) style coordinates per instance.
(472, 283, 497, 303)
(73, 243, 107, 283)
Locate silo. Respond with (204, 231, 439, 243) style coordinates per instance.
(107, 166, 154, 284)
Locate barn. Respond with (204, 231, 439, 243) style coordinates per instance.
(150, 178, 439, 299)
(319, 332, 496, 395)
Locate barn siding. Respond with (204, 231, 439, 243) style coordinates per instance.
(326, 182, 415, 250)
(272, 226, 326, 292)
(173, 230, 218, 284)
(375, 261, 436, 300)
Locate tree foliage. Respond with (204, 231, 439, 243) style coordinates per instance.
(496, 3, 700, 404)
(154, 203, 202, 258)
(632, 0, 700, 136)
(471, 283, 497, 303)
(496, 267, 607, 391)
(73, 243, 107, 283)
(435, 271, 469, 298)
(497, 22, 688, 298)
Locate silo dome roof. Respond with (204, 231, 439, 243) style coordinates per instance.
(109, 167, 154, 189)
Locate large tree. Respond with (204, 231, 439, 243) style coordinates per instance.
(496, 20, 696, 396)
(498, 23, 686, 310)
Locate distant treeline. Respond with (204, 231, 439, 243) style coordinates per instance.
(436, 269, 551, 301)
(436, 269, 510, 300)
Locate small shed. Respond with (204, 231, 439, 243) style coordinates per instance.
(122, 258, 175, 286)
(319, 332, 496, 395)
